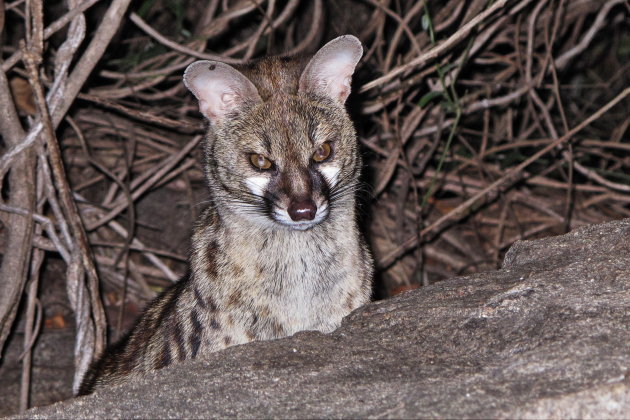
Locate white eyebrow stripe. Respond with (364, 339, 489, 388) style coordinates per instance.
(245, 176, 270, 196)
(320, 166, 340, 186)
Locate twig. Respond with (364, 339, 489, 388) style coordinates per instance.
(555, 0, 625, 69)
(129, 12, 246, 64)
(360, 0, 510, 92)
(18, 0, 134, 393)
(84, 135, 202, 231)
(1, 0, 102, 72)
(0, 0, 133, 196)
(78, 93, 201, 131)
(18, 248, 43, 413)
(0, 12, 36, 361)
(282, 0, 323, 56)
(377, 87, 630, 269)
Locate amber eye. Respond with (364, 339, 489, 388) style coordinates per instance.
(312, 142, 332, 163)
(250, 153, 273, 170)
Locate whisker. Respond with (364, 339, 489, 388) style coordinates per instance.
(204, 159, 364, 224)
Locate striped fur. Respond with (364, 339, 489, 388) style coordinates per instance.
(78, 36, 372, 395)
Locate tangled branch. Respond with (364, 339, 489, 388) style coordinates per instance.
(0, 0, 628, 410)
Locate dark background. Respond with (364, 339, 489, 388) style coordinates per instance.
(1, 0, 629, 414)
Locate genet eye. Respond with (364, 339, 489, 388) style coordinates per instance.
(312, 142, 332, 163)
(250, 153, 273, 170)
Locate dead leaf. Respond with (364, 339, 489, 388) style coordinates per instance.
(9, 77, 36, 115)
(389, 283, 420, 296)
(45, 313, 67, 329)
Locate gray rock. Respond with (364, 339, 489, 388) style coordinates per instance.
(21, 218, 630, 418)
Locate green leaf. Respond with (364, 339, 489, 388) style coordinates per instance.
(421, 14, 430, 31)
(418, 90, 443, 108)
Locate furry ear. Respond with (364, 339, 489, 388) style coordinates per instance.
(184, 61, 262, 124)
(299, 35, 363, 104)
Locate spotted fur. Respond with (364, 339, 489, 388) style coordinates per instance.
(78, 35, 373, 396)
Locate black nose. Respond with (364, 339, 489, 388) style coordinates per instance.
(288, 199, 317, 221)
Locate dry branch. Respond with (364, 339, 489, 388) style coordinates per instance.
(0, 0, 628, 410)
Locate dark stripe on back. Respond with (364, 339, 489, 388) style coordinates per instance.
(154, 276, 188, 334)
(172, 319, 186, 361)
(189, 310, 203, 358)
(120, 349, 137, 374)
(205, 244, 219, 278)
(193, 286, 207, 309)
(155, 345, 172, 370)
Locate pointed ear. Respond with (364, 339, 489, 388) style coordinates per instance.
(184, 61, 262, 124)
(299, 35, 363, 104)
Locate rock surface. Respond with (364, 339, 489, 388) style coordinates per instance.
(21, 218, 630, 418)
